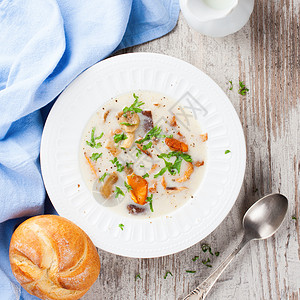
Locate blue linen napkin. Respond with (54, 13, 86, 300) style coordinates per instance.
(0, 0, 180, 298)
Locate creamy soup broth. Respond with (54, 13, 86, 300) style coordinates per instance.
(80, 91, 207, 219)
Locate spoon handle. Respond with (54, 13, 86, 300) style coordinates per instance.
(183, 235, 249, 300)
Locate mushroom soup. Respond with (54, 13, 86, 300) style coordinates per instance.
(80, 91, 207, 219)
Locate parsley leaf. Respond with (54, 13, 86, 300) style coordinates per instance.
(126, 162, 133, 168)
(225, 150, 231, 154)
(192, 256, 199, 262)
(164, 271, 173, 279)
(115, 187, 125, 198)
(158, 151, 192, 162)
(135, 273, 141, 281)
(119, 223, 124, 230)
(99, 172, 108, 182)
(136, 147, 142, 157)
(120, 122, 136, 126)
(114, 132, 127, 143)
(86, 127, 103, 148)
(238, 81, 249, 95)
(110, 157, 124, 172)
(90, 153, 102, 161)
(229, 80, 233, 90)
(135, 126, 162, 144)
(146, 194, 154, 212)
(143, 141, 152, 150)
(292, 216, 297, 220)
(202, 258, 212, 267)
(154, 167, 167, 178)
(186, 270, 196, 273)
(201, 243, 214, 256)
(142, 173, 149, 179)
(123, 93, 144, 114)
(124, 181, 133, 191)
(215, 252, 220, 256)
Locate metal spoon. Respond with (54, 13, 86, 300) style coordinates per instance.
(183, 193, 288, 300)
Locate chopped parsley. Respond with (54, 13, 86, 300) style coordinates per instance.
(201, 243, 214, 256)
(124, 181, 133, 191)
(164, 271, 173, 279)
(238, 81, 249, 95)
(136, 126, 162, 144)
(142, 173, 149, 179)
(215, 252, 220, 257)
(86, 127, 103, 148)
(229, 80, 233, 90)
(135, 273, 141, 281)
(140, 165, 145, 168)
(115, 187, 125, 198)
(90, 153, 102, 161)
(110, 157, 124, 172)
(186, 270, 196, 274)
(114, 132, 127, 143)
(292, 216, 297, 220)
(192, 256, 199, 262)
(225, 150, 231, 154)
(143, 141, 152, 150)
(202, 258, 212, 268)
(99, 172, 108, 182)
(136, 147, 142, 157)
(154, 167, 168, 178)
(126, 162, 133, 168)
(119, 223, 124, 230)
(120, 122, 136, 126)
(146, 194, 154, 212)
(158, 151, 192, 163)
(123, 93, 144, 115)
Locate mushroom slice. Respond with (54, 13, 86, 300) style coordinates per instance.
(165, 186, 188, 194)
(127, 173, 148, 205)
(100, 172, 118, 199)
(141, 110, 153, 132)
(165, 137, 188, 152)
(194, 161, 204, 167)
(122, 132, 135, 149)
(161, 177, 167, 189)
(124, 164, 134, 175)
(103, 110, 110, 122)
(176, 162, 194, 183)
(118, 112, 140, 133)
(127, 204, 145, 215)
(106, 140, 121, 157)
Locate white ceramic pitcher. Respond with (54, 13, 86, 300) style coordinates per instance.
(180, 0, 255, 37)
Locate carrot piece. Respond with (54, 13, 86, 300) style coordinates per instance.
(127, 173, 148, 205)
(165, 138, 188, 152)
(200, 133, 208, 142)
(84, 152, 97, 176)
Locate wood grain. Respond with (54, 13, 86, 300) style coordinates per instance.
(83, 1, 300, 299)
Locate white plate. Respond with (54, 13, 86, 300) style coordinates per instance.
(41, 53, 246, 258)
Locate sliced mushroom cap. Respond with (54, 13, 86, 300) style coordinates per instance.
(127, 204, 145, 215)
(176, 162, 194, 183)
(122, 132, 135, 149)
(118, 112, 140, 133)
(100, 172, 118, 199)
(106, 140, 121, 157)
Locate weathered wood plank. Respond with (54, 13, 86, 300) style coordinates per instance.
(83, 1, 300, 299)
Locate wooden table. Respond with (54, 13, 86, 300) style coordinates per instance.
(83, 2, 300, 299)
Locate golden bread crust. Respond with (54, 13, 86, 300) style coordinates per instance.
(9, 215, 100, 300)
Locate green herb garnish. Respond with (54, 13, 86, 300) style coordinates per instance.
(110, 157, 124, 172)
(123, 93, 144, 114)
(292, 216, 297, 220)
(99, 172, 108, 182)
(136, 147, 142, 157)
(114, 132, 127, 143)
(143, 141, 152, 150)
(164, 271, 173, 279)
(225, 150, 231, 154)
(136, 126, 162, 144)
(90, 153, 102, 161)
(215, 252, 220, 257)
(146, 194, 154, 212)
(201, 244, 214, 256)
(140, 165, 145, 168)
(158, 151, 192, 162)
(154, 167, 168, 178)
(124, 181, 133, 191)
(186, 270, 196, 274)
(238, 81, 249, 95)
(120, 122, 136, 126)
(126, 162, 133, 168)
(115, 187, 125, 198)
(119, 223, 124, 230)
(86, 127, 103, 148)
(142, 173, 149, 179)
(202, 258, 212, 267)
(135, 273, 141, 280)
(229, 80, 233, 90)
(192, 256, 199, 262)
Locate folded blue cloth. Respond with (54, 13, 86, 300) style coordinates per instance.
(0, 0, 179, 298)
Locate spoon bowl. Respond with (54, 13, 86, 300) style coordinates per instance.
(243, 193, 288, 240)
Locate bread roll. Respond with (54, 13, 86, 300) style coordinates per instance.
(9, 215, 100, 300)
